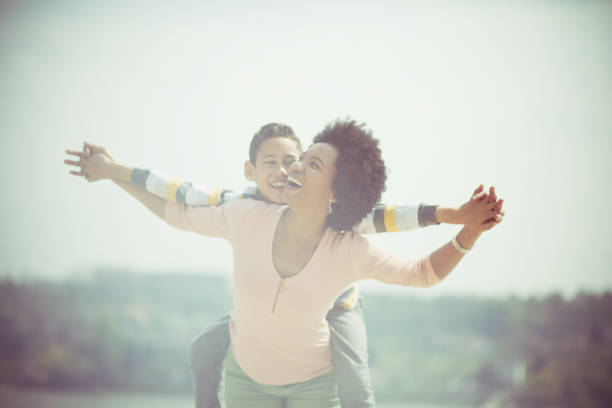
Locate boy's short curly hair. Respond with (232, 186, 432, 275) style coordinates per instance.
(313, 119, 387, 232)
(249, 123, 302, 164)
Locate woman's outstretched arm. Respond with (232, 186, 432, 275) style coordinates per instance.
(65, 143, 165, 218)
(65, 143, 232, 238)
(354, 188, 504, 287)
(114, 179, 166, 219)
(430, 194, 504, 280)
(429, 227, 481, 281)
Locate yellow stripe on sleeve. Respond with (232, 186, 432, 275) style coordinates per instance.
(165, 177, 183, 203)
(340, 286, 360, 310)
(208, 188, 222, 206)
(383, 205, 399, 232)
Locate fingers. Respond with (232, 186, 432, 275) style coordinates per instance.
(488, 186, 497, 203)
(64, 159, 82, 167)
(66, 148, 94, 180)
(68, 169, 92, 181)
(494, 199, 504, 212)
(471, 184, 484, 201)
(472, 186, 501, 206)
(488, 199, 504, 219)
(65, 149, 87, 158)
(69, 142, 107, 156)
(481, 213, 504, 230)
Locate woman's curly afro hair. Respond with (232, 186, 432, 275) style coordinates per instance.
(313, 118, 387, 232)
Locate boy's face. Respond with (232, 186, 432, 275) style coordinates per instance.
(244, 137, 301, 204)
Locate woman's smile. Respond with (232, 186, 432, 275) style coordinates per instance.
(285, 175, 303, 191)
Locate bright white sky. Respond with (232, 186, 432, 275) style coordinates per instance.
(1, 0, 611, 297)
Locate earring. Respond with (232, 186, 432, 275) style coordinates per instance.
(328, 199, 334, 214)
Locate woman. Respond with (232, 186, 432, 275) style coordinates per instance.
(67, 119, 504, 407)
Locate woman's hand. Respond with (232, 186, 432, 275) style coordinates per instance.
(455, 185, 505, 232)
(64, 142, 114, 182)
(430, 186, 505, 280)
(83, 142, 114, 163)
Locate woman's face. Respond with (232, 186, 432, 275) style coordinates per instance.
(281, 142, 338, 211)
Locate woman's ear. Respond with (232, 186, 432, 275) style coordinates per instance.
(244, 160, 255, 181)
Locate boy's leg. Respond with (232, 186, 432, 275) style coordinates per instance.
(326, 286, 376, 408)
(190, 314, 231, 408)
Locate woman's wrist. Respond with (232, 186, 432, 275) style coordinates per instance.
(455, 226, 481, 250)
(106, 162, 134, 183)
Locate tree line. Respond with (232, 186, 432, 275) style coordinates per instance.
(0, 271, 610, 407)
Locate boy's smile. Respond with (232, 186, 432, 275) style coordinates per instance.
(244, 137, 301, 204)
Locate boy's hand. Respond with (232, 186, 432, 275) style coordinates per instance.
(65, 142, 114, 182)
(453, 185, 505, 231)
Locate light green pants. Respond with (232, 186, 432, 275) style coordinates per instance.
(224, 346, 340, 408)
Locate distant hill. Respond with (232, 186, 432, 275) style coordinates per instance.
(1, 271, 611, 406)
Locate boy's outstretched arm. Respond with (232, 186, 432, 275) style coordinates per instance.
(130, 167, 446, 233)
(94, 160, 446, 234)
(354, 203, 439, 234)
(70, 144, 443, 230)
(355, 185, 504, 234)
(128, 167, 251, 207)
(115, 167, 504, 234)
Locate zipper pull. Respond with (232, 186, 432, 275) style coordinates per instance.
(271, 280, 285, 314)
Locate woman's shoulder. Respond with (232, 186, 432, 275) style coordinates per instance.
(325, 229, 370, 255)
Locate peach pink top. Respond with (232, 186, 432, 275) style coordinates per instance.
(165, 199, 441, 385)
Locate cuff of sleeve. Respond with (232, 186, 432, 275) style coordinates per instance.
(418, 204, 440, 227)
(130, 168, 149, 189)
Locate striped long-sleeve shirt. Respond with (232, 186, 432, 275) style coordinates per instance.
(130, 168, 440, 234)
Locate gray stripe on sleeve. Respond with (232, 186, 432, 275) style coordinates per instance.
(130, 168, 150, 189)
(219, 189, 234, 205)
(241, 186, 261, 200)
(418, 204, 440, 227)
(175, 182, 193, 205)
